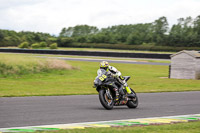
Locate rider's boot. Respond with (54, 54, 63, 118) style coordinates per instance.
(125, 86, 135, 98)
(118, 76, 135, 98)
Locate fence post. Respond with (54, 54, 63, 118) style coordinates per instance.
(168, 65, 171, 78)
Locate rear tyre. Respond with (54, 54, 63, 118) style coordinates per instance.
(99, 89, 114, 110)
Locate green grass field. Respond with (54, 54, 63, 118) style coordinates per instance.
(57, 47, 175, 54)
(34, 121, 200, 133)
(0, 53, 200, 97)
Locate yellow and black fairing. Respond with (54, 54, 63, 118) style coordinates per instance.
(94, 69, 121, 95)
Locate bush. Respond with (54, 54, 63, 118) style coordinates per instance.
(31, 43, 41, 49)
(40, 42, 47, 47)
(18, 42, 29, 48)
(50, 43, 58, 49)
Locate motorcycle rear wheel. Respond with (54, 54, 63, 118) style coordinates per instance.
(99, 89, 114, 110)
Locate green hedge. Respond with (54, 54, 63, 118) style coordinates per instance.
(31, 43, 40, 49)
(50, 43, 58, 49)
(18, 42, 29, 48)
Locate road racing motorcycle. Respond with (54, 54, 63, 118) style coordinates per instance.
(94, 68, 138, 110)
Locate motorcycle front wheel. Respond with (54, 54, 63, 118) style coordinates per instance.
(99, 89, 114, 110)
(127, 89, 138, 108)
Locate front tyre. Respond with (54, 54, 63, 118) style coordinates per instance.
(99, 89, 114, 110)
(127, 89, 138, 108)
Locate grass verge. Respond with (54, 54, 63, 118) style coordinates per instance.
(34, 121, 200, 133)
(0, 53, 75, 77)
(0, 53, 199, 97)
(57, 47, 175, 54)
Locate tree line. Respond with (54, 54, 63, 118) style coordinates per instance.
(0, 30, 57, 46)
(59, 16, 200, 47)
(0, 15, 200, 49)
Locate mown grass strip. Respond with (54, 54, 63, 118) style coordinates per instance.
(22, 121, 200, 133)
(1, 115, 199, 133)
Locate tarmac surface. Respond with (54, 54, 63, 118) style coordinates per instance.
(43, 56, 170, 66)
(0, 91, 200, 128)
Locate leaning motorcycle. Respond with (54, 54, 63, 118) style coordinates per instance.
(94, 69, 138, 110)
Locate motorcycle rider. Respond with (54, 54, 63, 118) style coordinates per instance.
(99, 61, 135, 101)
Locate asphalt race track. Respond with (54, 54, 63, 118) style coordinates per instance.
(43, 56, 170, 66)
(0, 91, 200, 128)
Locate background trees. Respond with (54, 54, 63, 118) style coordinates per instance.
(0, 30, 53, 47)
(1, 16, 200, 49)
